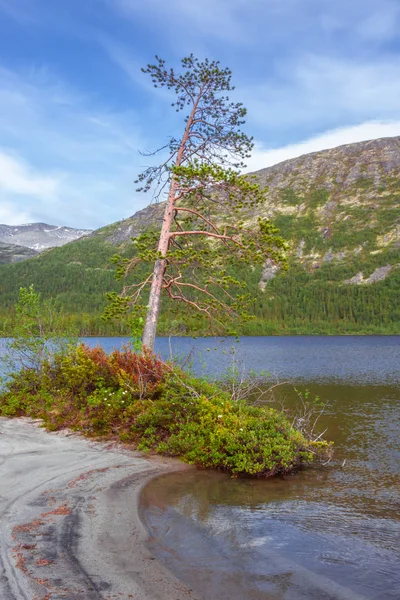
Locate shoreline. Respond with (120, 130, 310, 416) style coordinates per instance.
(0, 417, 202, 600)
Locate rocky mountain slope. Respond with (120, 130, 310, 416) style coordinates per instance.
(91, 135, 400, 254)
(0, 223, 92, 263)
(0, 241, 38, 264)
(251, 135, 400, 273)
(88, 136, 400, 289)
(0, 136, 399, 334)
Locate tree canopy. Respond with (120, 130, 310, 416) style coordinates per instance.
(106, 55, 287, 349)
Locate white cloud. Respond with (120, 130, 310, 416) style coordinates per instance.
(0, 66, 152, 228)
(243, 55, 400, 134)
(108, 2, 400, 140)
(246, 121, 400, 171)
(111, 0, 400, 48)
(2, 0, 400, 229)
(0, 201, 33, 226)
(0, 151, 60, 200)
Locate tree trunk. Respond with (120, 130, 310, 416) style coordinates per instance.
(142, 187, 177, 350)
(141, 98, 199, 351)
(141, 257, 165, 350)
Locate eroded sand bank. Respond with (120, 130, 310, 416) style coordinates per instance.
(0, 417, 201, 600)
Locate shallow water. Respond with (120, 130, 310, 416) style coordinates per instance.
(1, 335, 399, 598)
(138, 337, 400, 600)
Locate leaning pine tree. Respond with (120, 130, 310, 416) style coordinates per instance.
(106, 55, 288, 350)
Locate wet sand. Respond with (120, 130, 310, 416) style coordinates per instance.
(0, 417, 202, 600)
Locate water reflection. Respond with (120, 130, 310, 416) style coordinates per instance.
(141, 382, 400, 600)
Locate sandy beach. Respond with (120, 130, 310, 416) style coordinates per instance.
(0, 417, 202, 600)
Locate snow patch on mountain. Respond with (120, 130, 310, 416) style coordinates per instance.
(0, 223, 92, 251)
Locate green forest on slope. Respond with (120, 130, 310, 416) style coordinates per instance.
(1, 138, 399, 336)
(0, 189, 398, 335)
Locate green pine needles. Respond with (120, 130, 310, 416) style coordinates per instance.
(106, 162, 287, 336)
(105, 56, 287, 345)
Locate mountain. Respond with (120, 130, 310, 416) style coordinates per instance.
(0, 241, 38, 265)
(250, 135, 400, 285)
(0, 223, 92, 263)
(0, 136, 399, 335)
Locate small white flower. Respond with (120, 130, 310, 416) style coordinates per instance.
(107, 403, 111, 406)
(218, 415, 223, 418)
(239, 428, 243, 431)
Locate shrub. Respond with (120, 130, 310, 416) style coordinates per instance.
(0, 344, 331, 477)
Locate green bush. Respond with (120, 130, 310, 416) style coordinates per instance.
(134, 373, 314, 475)
(0, 344, 330, 477)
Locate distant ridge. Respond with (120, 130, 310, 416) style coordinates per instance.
(0, 136, 398, 334)
(0, 222, 92, 261)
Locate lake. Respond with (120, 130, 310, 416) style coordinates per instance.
(138, 336, 399, 600)
(1, 334, 399, 384)
(1, 335, 399, 599)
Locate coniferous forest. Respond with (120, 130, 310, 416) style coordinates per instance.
(1, 138, 399, 337)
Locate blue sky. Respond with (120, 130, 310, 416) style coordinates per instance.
(1, 0, 400, 229)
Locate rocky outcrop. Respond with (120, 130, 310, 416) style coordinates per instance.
(345, 265, 393, 285)
(0, 241, 38, 264)
(259, 259, 280, 291)
(252, 136, 400, 196)
(296, 239, 306, 258)
(323, 248, 346, 263)
(377, 226, 400, 248)
(103, 204, 164, 245)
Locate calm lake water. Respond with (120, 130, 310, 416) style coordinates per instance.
(82, 334, 400, 384)
(1, 336, 399, 599)
(137, 336, 399, 600)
